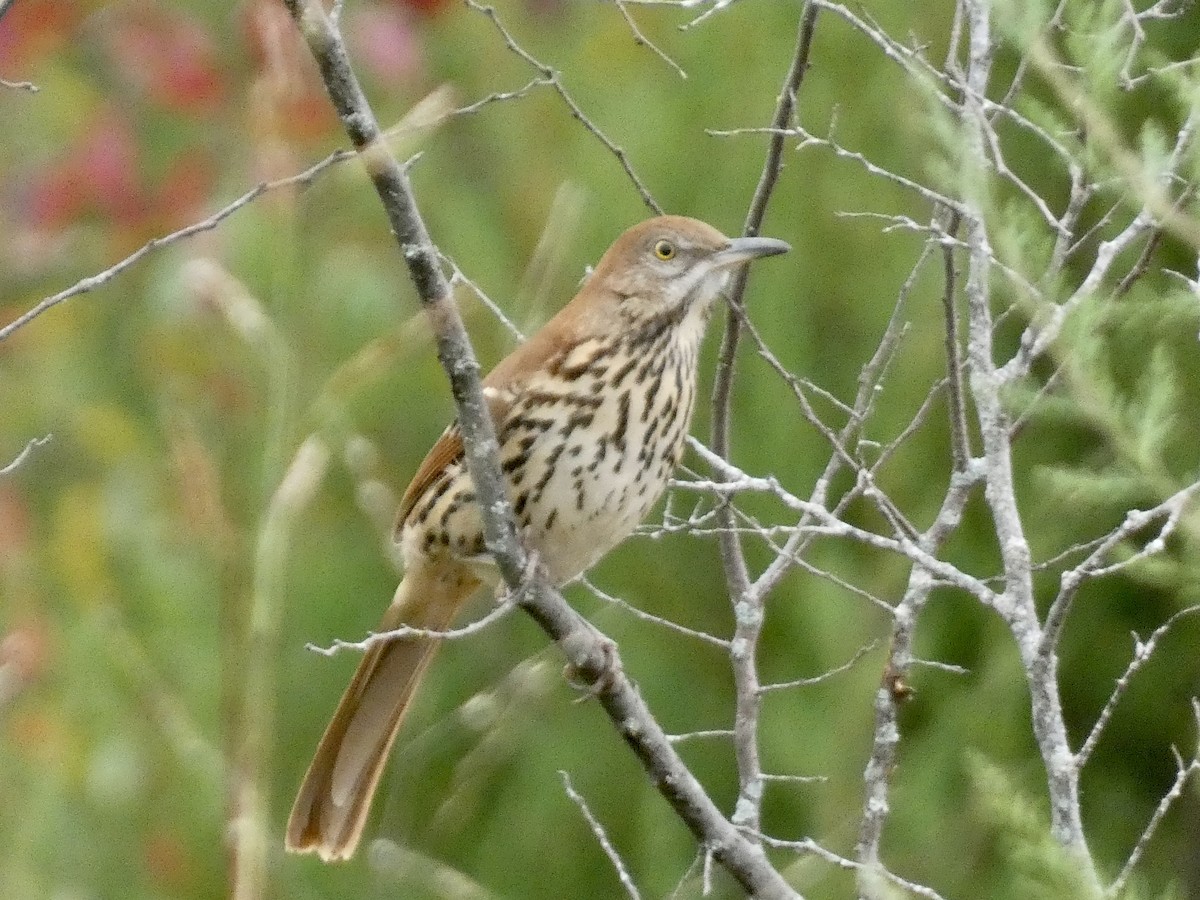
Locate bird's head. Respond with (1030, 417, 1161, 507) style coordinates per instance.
(591, 215, 790, 325)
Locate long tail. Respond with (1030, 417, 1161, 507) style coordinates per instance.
(285, 564, 480, 861)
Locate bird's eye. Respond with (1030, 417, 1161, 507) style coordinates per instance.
(653, 240, 676, 261)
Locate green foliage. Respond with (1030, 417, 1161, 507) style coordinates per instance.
(1063, 0, 1126, 107)
(3, 1, 1200, 899)
(969, 755, 1100, 900)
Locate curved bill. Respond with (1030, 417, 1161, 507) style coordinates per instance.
(712, 235, 792, 268)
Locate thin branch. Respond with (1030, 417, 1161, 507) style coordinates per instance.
(560, 771, 643, 900)
(304, 598, 518, 657)
(1077, 606, 1200, 769)
(445, 75, 554, 120)
(0, 83, 544, 345)
(1042, 484, 1200, 656)
(957, 0, 1098, 883)
(1107, 700, 1200, 896)
(580, 577, 732, 649)
(465, 0, 662, 214)
(709, 2, 820, 841)
(612, 0, 688, 79)
(865, 376, 949, 479)
(0, 434, 52, 476)
(1025, 32, 1200, 251)
(748, 231, 924, 606)
(668, 852, 705, 900)
(679, 0, 739, 30)
(0, 151, 341, 344)
(790, 124, 967, 213)
(682, 444, 997, 608)
(938, 209, 973, 469)
(992, 0, 1068, 113)
(814, 0, 1077, 168)
(757, 834, 950, 900)
(1113, 228, 1165, 298)
(912, 657, 970, 675)
(667, 729, 736, 744)
(1045, 162, 1093, 281)
(760, 773, 827, 784)
(811, 0, 945, 94)
(443, 254, 527, 341)
(718, 293, 927, 548)
(759, 640, 880, 693)
(856, 463, 982, 872)
(746, 531, 895, 617)
(1001, 211, 1154, 385)
(0, 77, 38, 92)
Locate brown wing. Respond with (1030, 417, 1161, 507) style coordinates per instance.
(394, 383, 517, 530)
(395, 425, 465, 529)
(393, 279, 601, 533)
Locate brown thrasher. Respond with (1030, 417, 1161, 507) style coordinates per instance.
(285, 215, 789, 861)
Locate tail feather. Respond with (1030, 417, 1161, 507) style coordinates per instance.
(285, 564, 479, 861)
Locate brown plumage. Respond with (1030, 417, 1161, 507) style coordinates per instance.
(285, 215, 789, 861)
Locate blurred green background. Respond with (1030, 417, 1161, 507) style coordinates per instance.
(2, 0, 1200, 897)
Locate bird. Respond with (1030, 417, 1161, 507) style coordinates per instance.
(285, 214, 790, 862)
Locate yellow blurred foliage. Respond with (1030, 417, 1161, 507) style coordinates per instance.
(50, 483, 115, 604)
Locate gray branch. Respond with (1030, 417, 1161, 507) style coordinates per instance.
(708, 3, 820, 840)
(959, 0, 1097, 887)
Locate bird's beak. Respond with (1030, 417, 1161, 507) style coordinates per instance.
(711, 235, 791, 268)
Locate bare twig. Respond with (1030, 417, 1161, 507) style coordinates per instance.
(759, 640, 879, 693)
(713, 122, 971, 216)
(304, 598, 518, 657)
(679, 0, 740, 30)
(1042, 485, 1200, 657)
(0, 151, 342, 344)
(957, 0, 1099, 885)
(667, 729, 736, 744)
(465, 0, 662, 214)
(580, 577, 732, 649)
(938, 209, 973, 469)
(855, 463, 983, 876)
(560, 771, 643, 900)
(1113, 228, 1165, 298)
(760, 772, 827, 784)
(0, 434, 52, 476)
(758, 834, 951, 900)
(0, 84, 542, 345)
(1107, 700, 1200, 896)
(708, 2, 820, 841)
(1077, 607, 1200, 769)
(1024, 33, 1200, 251)
(678, 446, 997, 608)
(612, 0, 688, 79)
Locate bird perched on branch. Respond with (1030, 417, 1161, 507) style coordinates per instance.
(286, 214, 789, 861)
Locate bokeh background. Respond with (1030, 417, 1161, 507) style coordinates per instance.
(2, 0, 1199, 897)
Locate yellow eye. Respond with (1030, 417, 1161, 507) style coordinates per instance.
(653, 240, 676, 260)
